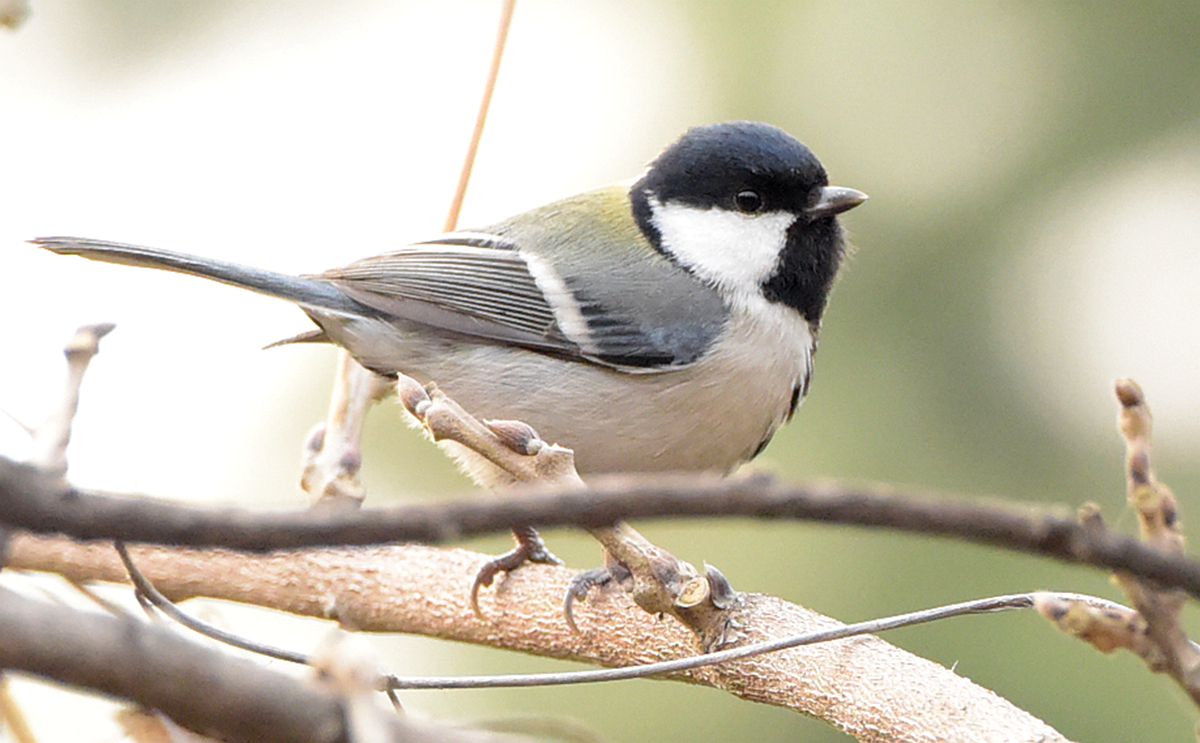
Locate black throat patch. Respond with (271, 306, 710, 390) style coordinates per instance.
(760, 217, 846, 329)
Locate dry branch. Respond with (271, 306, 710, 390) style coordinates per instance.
(5, 536, 1066, 743)
(0, 673, 37, 743)
(300, 353, 392, 509)
(28, 322, 113, 476)
(443, 0, 516, 232)
(0, 325, 518, 741)
(0, 585, 507, 743)
(6, 457, 1200, 604)
(1038, 381, 1200, 707)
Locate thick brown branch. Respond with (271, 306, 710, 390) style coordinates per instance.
(5, 457, 1200, 604)
(5, 536, 1066, 743)
(0, 585, 500, 743)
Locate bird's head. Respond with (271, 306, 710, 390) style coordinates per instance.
(632, 121, 866, 325)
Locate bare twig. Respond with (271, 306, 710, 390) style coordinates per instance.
(7, 458, 1200, 605)
(115, 540, 307, 666)
(2, 321, 110, 573)
(443, 0, 516, 232)
(0, 672, 38, 743)
(28, 323, 113, 476)
(0, 408, 34, 436)
(5, 537, 1067, 742)
(1034, 380, 1200, 708)
(0, 586, 509, 743)
(382, 591, 1161, 691)
(63, 576, 131, 617)
(300, 353, 392, 509)
(1035, 592, 1158, 657)
(0, 323, 113, 743)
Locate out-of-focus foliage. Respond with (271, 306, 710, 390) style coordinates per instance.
(2, 2, 1199, 741)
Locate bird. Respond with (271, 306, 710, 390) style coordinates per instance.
(32, 120, 866, 616)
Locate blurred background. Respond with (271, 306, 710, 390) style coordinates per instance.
(2, 1, 1200, 740)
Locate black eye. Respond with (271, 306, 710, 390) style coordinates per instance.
(734, 190, 763, 213)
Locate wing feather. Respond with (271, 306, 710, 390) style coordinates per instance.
(315, 242, 575, 353)
(314, 200, 727, 372)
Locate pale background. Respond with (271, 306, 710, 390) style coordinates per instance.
(2, 1, 1200, 740)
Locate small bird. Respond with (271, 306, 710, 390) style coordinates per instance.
(33, 121, 865, 610)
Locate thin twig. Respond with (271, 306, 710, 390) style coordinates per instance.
(0, 324, 112, 743)
(443, 0, 516, 232)
(6, 458, 1200, 606)
(62, 576, 131, 617)
(299, 353, 392, 509)
(28, 323, 114, 477)
(0, 407, 34, 436)
(2, 323, 109, 579)
(1039, 381, 1200, 707)
(0, 672, 38, 743)
(115, 541, 307, 666)
(381, 592, 1135, 690)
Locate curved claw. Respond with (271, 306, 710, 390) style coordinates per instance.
(470, 531, 564, 617)
(562, 563, 632, 632)
(469, 558, 505, 616)
(563, 568, 614, 632)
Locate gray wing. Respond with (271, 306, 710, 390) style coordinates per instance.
(315, 201, 728, 373)
(487, 186, 730, 370)
(316, 241, 583, 358)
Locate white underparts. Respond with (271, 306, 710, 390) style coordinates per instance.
(647, 195, 796, 299)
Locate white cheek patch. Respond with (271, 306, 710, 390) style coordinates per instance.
(649, 196, 795, 294)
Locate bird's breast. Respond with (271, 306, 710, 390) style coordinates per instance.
(318, 300, 814, 479)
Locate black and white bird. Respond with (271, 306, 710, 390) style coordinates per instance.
(33, 120, 866, 604)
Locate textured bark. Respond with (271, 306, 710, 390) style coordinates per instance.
(0, 585, 506, 743)
(8, 535, 1067, 743)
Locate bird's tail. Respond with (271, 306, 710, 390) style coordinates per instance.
(31, 237, 362, 315)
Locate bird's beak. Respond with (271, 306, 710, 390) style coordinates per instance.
(805, 186, 868, 219)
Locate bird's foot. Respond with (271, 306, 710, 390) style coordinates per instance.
(470, 526, 564, 615)
(564, 543, 742, 650)
(563, 562, 633, 632)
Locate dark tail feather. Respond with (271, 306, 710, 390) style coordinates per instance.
(31, 237, 362, 315)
